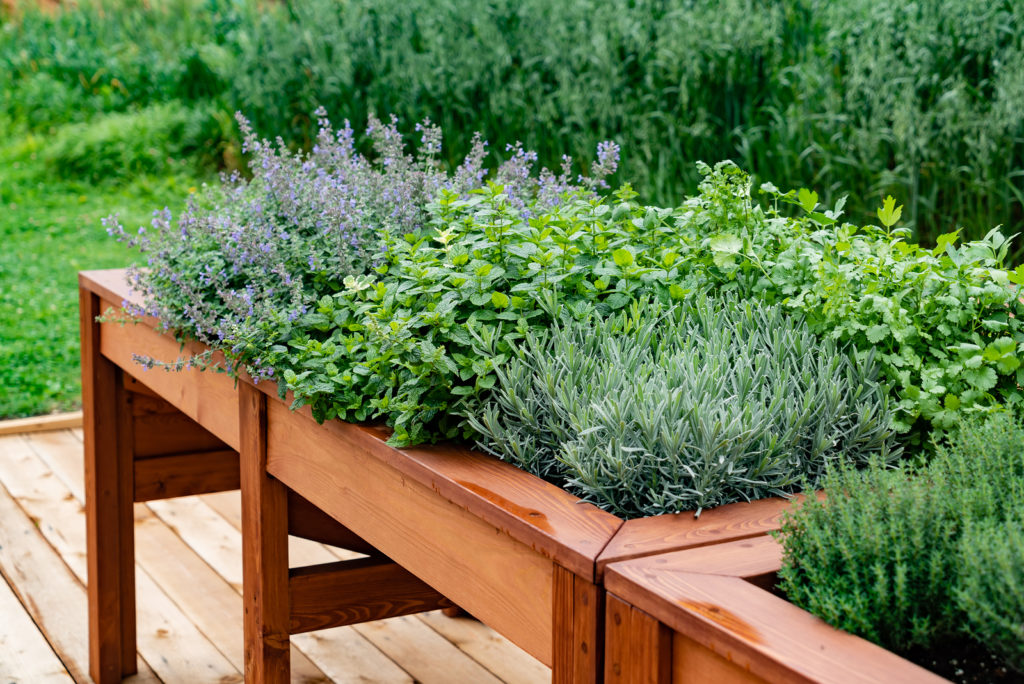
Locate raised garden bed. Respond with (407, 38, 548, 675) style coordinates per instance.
(80, 268, 809, 683)
(602, 535, 949, 683)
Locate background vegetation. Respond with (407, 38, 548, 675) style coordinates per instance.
(0, 127, 199, 416)
(5, 0, 1024, 250)
(4, 0, 1024, 417)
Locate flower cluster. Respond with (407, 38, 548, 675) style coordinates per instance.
(107, 109, 618, 378)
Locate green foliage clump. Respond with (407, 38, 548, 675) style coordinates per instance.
(154, 159, 1024, 447)
(956, 517, 1024, 672)
(468, 297, 898, 517)
(41, 103, 226, 181)
(267, 184, 666, 445)
(669, 163, 1024, 441)
(776, 413, 1024, 664)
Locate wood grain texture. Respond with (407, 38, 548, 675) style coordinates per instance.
(0, 473, 95, 683)
(672, 633, 765, 684)
(0, 411, 82, 436)
(94, 294, 240, 451)
(597, 496, 809, 578)
(133, 448, 240, 501)
(85, 269, 621, 576)
(240, 383, 290, 683)
(605, 594, 670, 684)
(343, 423, 622, 579)
(0, 572, 76, 684)
(551, 566, 604, 683)
(80, 287, 137, 683)
(79, 269, 145, 312)
(605, 547, 946, 684)
(131, 399, 227, 458)
(286, 488, 378, 553)
(0, 434, 240, 683)
(266, 399, 556, 665)
(288, 557, 452, 633)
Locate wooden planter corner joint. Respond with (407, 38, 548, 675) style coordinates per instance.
(603, 536, 948, 684)
(80, 268, 810, 684)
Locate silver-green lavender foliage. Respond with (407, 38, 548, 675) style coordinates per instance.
(468, 297, 899, 518)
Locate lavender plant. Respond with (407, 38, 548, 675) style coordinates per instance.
(468, 297, 899, 517)
(106, 109, 611, 379)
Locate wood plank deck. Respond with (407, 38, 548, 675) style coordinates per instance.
(0, 428, 550, 684)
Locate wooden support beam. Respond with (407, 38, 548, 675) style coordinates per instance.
(80, 288, 137, 683)
(241, 382, 290, 683)
(131, 394, 228, 458)
(286, 488, 377, 554)
(134, 449, 240, 502)
(288, 557, 453, 635)
(605, 593, 671, 684)
(552, 566, 603, 683)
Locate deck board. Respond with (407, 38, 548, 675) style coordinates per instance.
(0, 429, 549, 683)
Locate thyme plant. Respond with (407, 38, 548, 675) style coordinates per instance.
(776, 413, 1024, 662)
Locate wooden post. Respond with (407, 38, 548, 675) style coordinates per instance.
(605, 594, 671, 684)
(240, 382, 290, 682)
(552, 566, 604, 683)
(80, 288, 137, 683)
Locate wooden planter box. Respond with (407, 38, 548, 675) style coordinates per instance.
(603, 536, 949, 683)
(80, 268, 809, 684)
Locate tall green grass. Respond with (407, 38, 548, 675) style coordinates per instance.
(4, 0, 1023, 255)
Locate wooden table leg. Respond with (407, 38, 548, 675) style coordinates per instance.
(553, 566, 604, 683)
(604, 594, 671, 684)
(81, 288, 137, 683)
(241, 383, 290, 682)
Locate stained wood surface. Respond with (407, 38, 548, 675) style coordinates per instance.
(597, 496, 808, 577)
(200, 490, 552, 684)
(267, 398, 557, 665)
(604, 594, 670, 684)
(604, 539, 947, 684)
(288, 557, 453, 633)
(551, 566, 603, 683)
(133, 448, 240, 501)
(240, 382, 291, 682)
(81, 268, 622, 579)
(0, 428, 550, 683)
(0, 410, 82, 436)
(0, 572, 76, 683)
(130, 392, 226, 458)
(81, 287, 137, 682)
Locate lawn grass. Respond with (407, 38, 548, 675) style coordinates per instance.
(0, 134, 201, 418)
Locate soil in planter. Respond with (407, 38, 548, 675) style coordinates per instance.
(903, 642, 1024, 684)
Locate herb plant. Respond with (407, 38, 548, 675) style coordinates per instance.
(776, 413, 1024, 660)
(107, 110, 612, 381)
(956, 516, 1024, 673)
(468, 297, 898, 517)
(669, 163, 1024, 441)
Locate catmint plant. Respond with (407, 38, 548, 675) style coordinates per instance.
(107, 108, 617, 381)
